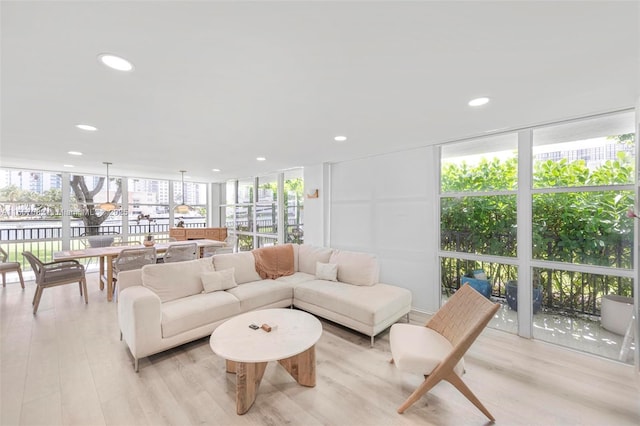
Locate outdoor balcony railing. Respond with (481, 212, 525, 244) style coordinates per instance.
(2, 219, 304, 274)
(441, 257, 633, 318)
(0, 223, 177, 271)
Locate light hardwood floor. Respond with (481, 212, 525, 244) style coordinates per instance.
(1, 273, 639, 426)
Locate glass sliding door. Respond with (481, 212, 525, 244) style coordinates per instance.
(128, 178, 170, 242)
(284, 169, 304, 244)
(439, 133, 519, 333)
(257, 174, 278, 243)
(218, 170, 304, 251)
(172, 179, 207, 227)
(439, 110, 636, 363)
(531, 111, 636, 363)
(0, 169, 65, 271)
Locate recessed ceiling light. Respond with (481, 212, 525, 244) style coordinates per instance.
(68, 151, 83, 156)
(63, 164, 74, 168)
(75, 124, 97, 131)
(256, 157, 266, 161)
(334, 136, 347, 142)
(468, 97, 490, 107)
(212, 168, 221, 172)
(98, 53, 134, 72)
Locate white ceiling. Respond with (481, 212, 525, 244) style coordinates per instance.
(1, 1, 638, 183)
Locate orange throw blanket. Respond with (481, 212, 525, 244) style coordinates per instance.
(253, 244, 294, 280)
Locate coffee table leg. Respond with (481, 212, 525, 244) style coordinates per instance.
(278, 345, 316, 387)
(236, 361, 267, 415)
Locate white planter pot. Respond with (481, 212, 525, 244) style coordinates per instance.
(601, 295, 634, 335)
(87, 235, 114, 248)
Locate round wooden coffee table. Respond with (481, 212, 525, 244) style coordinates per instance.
(209, 308, 323, 414)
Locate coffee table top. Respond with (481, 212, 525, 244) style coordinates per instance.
(209, 309, 322, 363)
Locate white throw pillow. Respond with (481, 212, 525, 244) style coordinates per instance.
(201, 268, 237, 293)
(315, 261, 338, 281)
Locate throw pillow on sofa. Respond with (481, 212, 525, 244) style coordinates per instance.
(315, 262, 338, 281)
(201, 268, 237, 293)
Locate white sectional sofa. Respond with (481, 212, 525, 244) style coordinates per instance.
(117, 244, 412, 371)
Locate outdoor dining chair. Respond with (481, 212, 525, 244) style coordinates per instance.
(112, 247, 156, 297)
(1, 247, 25, 288)
(22, 251, 87, 314)
(389, 283, 499, 420)
(114, 247, 156, 275)
(162, 242, 197, 263)
(203, 234, 237, 257)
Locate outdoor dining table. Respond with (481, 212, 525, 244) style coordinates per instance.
(53, 239, 226, 302)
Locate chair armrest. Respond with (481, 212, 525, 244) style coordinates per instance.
(40, 261, 85, 279)
(44, 259, 82, 267)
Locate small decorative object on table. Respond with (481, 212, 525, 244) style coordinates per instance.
(143, 235, 155, 247)
(137, 214, 156, 246)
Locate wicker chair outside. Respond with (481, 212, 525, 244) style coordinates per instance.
(23, 251, 87, 314)
(162, 243, 197, 263)
(390, 283, 499, 420)
(114, 247, 157, 274)
(203, 234, 236, 257)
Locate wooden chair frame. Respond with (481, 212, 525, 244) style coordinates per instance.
(0, 247, 25, 288)
(391, 284, 499, 420)
(22, 251, 87, 314)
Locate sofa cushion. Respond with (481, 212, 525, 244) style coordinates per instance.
(201, 268, 237, 293)
(316, 262, 338, 281)
(142, 257, 214, 302)
(294, 280, 411, 326)
(390, 323, 464, 376)
(161, 291, 241, 338)
(213, 252, 262, 284)
(275, 271, 316, 286)
(225, 280, 294, 312)
(298, 245, 333, 275)
(329, 250, 379, 286)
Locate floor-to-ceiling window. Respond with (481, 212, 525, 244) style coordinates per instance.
(128, 177, 170, 242)
(171, 178, 207, 226)
(0, 169, 65, 264)
(1, 168, 209, 273)
(256, 174, 278, 247)
(284, 169, 304, 244)
(530, 111, 635, 362)
(439, 110, 636, 363)
(220, 170, 304, 250)
(440, 133, 519, 333)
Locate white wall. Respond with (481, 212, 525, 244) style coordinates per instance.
(302, 164, 325, 247)
(318, 146, 441, 313)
